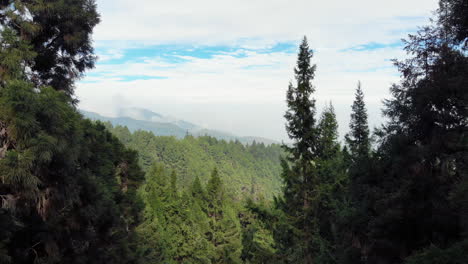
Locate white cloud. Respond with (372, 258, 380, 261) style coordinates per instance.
(96, 48, 124, 61)
(93, 0, 437, 48)
(77, 0, 440, 141)
(77, 46, 402, 140)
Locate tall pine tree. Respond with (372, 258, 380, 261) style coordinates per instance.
(341, 82, 373, 263)
(345, 82, 370, 160)
(279, 36, 319, 264)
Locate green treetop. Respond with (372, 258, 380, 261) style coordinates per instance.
(345, 81, 370, 160)
(279, 36, 321, 264)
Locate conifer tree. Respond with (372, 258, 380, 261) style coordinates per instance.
(366, 1, 468, 262)
(315, 104, 349, 263)
(204, 168, 242, 263)
(341, 82, 372, 263)
(0, 2, 146, 261)
(0, 0, 100, 98)
(345, 82, 370, 160)
(191, 176, 206, 201)
(345, 82, 371, 210)
(317, 103, 340, 159)
(279, 36, 320, 264)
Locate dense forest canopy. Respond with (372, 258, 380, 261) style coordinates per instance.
(0, 0, 467, 263)
(106, 124, 284, 200)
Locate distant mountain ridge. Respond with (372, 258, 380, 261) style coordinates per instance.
(80, 108, 279, 145)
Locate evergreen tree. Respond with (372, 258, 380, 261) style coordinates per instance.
(0, 2, 145, 262)
(317, 103, 340, 159)
(240, 200, 276, 264)
(315, 104, 349, 264)
(345, 82, 370, 160)
(0, 0, 100, 98)
(204, 168, 242, 263)
(366, 1, 468, 262)
(341, 82, 373, 263)
(191, 176, 206, 200)
(108, 126, 284, 200)
(278, 36, 320, 264)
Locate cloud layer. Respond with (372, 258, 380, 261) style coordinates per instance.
(76, 0, 439, 141)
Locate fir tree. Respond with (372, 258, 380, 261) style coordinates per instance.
(315, 104, 349, 263)
(345, 82, 370, 160)
(279, 36, 320, 264)
(317, 103, 340, 159)
(191, 176, 206, 200)
(341, 82, 373, 263)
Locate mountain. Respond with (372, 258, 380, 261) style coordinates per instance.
(80, 108, 279, 145)
(117, 107, 199, 131)
(81, 110, 188, 137)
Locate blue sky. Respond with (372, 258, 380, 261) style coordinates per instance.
(76, 0, 439, 141)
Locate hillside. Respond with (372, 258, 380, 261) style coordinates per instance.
(107, 124, 284, 199)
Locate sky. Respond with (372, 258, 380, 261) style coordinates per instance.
(76, 0, 440, 142)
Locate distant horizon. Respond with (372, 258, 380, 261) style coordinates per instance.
(76, 0, 439, 142)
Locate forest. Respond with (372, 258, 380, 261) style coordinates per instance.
(0, 0, 466, 263)
(106, 124, 284, 199)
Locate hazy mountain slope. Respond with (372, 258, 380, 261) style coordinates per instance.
(81, 110, 188, 137)
(80, 108, 280, 145)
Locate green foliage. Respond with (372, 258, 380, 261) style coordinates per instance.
(352, 1, 467, 263)
(138, 165, 244, 263)
(240, 198, 278, 264)
(0, 80, 144, 263)
(271, 37, 349, 264)
(107, 125, 284, 199)
(338, 81, 373, 263)
(0, 0, 100, 97)
(278, 36, 320, 264)
(1, 0, 466, 263)
(0, 1, 144, 263)
(345, 81, 370, 160)
(317, 103, 340, 159)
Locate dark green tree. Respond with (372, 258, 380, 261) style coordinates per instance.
(278, 36, 320, 264)
(315, 104, 349, 264)
(438, 0, 468, 46)
(0, 1, 145, 263)
(240, 201, 276, 264)
(366, 0, 468, 262)
(204, 168, 242, 263)
(317, 103, 340, 159)
(0, 0, 100, 98)
(341, 82, 373, 264)
(345, 82, 370, 160)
